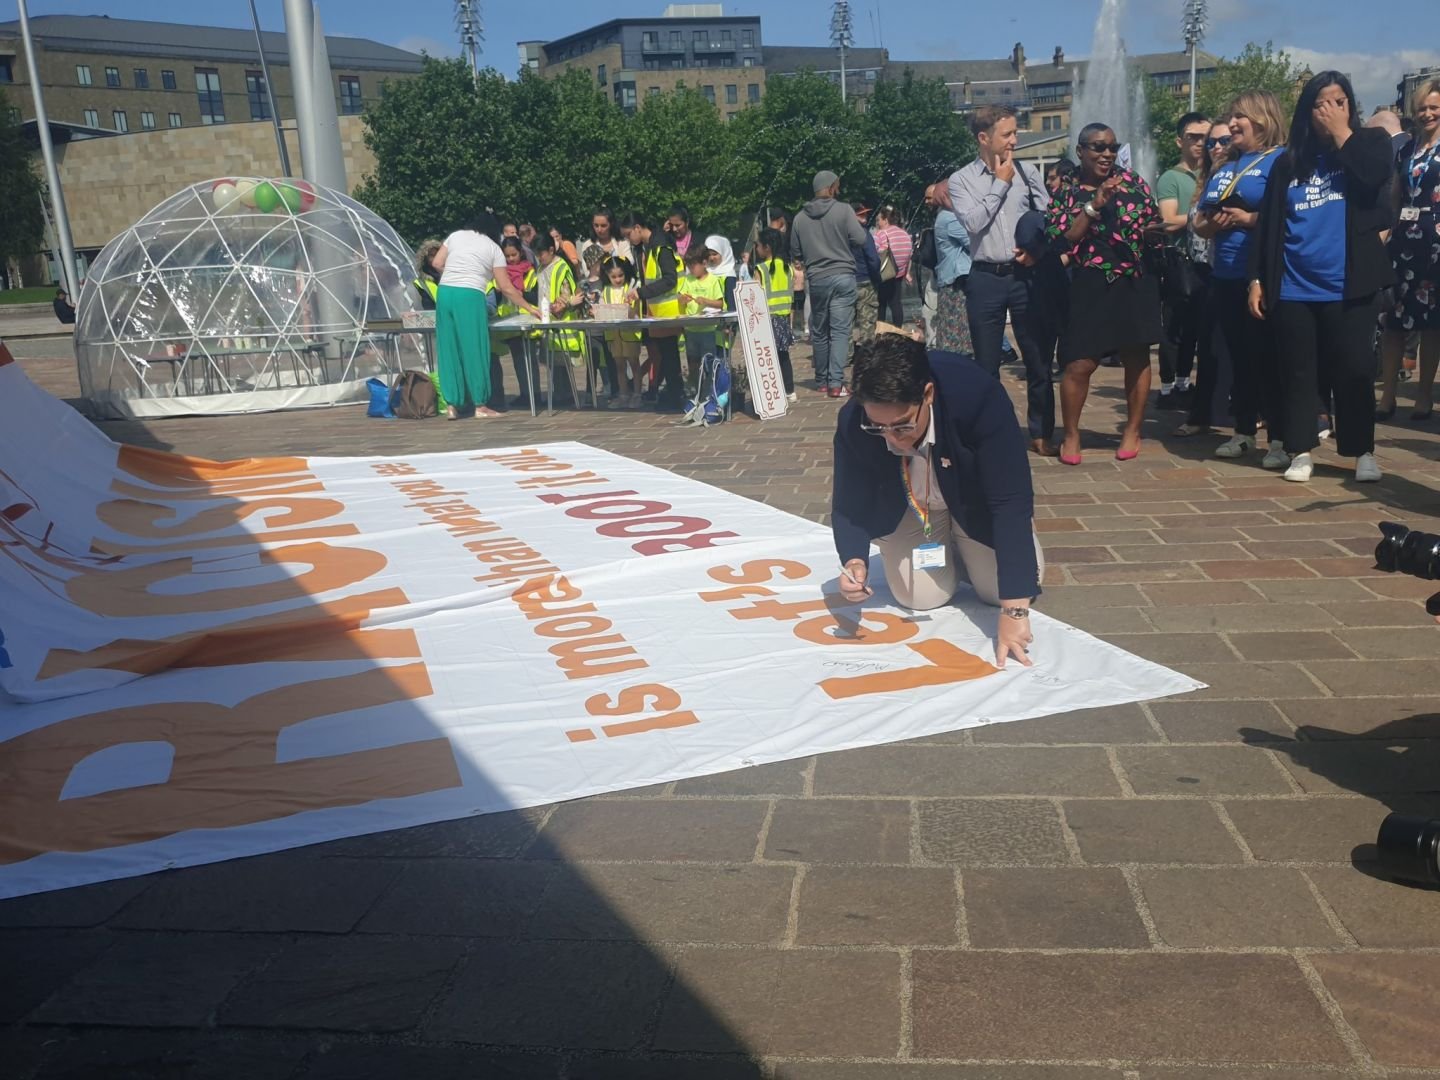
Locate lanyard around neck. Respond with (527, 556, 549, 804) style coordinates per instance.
(899, 452, 933, 538)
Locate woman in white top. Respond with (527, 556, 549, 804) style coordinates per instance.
(431, 213, 537, 419)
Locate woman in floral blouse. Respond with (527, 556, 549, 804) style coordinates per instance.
(1046, 123, 1165, 464)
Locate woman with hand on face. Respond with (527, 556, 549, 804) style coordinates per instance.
(1249, 71, 1395, 483)
(1193, 92, 1287, 467)
(1045, 123, 1164, 465)
(1377, 78, 1440, 423)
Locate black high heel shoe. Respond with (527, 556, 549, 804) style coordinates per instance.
(1375, 404, 1396, 421)
(1412, 405, 1434, 422)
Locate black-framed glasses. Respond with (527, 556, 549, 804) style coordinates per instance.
(1181, 131, 1208, 141)
(1206, 135, 1232, 149)
(1081, 141, 1120, 154)
(860, 412, 922, 436)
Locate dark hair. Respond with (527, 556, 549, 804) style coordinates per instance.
(1176, 111, 1209, 136)
(499, 236, 526, 257)
(618, 211, 649, 231)
(851, 335, 932, 405)
(601, 255, 636, 284)
(666, 203, 691, 226)
(766, 208, 790, 229)
(1076, 122, 1113, 147)
(876, 204, 901, 225)
(1045, 157, 1077, 180)
(465, 212, 502, 241)
(533, 231, 556, 254)
(684, 245, 712, 267)
(1289, 70, 1361, 180)
(968, 104, 1017, 137)
(591, 207, 617, 233)
(756, 227, 789, 270)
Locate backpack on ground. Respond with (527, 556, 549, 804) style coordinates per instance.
(680, 352, 730, 427)
(391, 369, 439, 419)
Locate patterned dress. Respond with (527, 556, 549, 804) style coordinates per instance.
(1045, 167, 1163, 279)
(1389, 139, 1440, 331)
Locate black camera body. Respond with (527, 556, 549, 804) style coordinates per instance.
(1371, 523, 1440, 887)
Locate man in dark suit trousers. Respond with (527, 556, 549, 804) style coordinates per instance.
(831, 333, 1044, 667)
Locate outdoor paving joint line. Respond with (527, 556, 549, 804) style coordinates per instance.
(1119, 865, 1166, 949)
(752, 799, 778, 863)
(1213, 630, 1248, 662)
(1104, 747, 1139, 798)
(1294, 661, 1342, 698)
(1293, 953, 1387, 1075)
(1210, 801, 1259, 864)
(897, 947, 915, 1058)
(780, 864, 806, 949)
(1300, 868, 1362, 950)
(1261, 746, 1310, 796)
(1137, 701, 1171, 743)
(1052, 798, 1086, 866)
(513, 803, 561, 858)
(801, 756, 817, 797)
(953, 869, 971, 949)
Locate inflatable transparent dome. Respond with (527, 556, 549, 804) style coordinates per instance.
(75, 177, 420, 419)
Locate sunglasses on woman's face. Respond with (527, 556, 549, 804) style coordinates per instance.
(1205, 135, 1232, 149)
(1081, 141, 1120, 154)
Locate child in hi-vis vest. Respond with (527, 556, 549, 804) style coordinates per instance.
(754, 228, 798, 402)
(600, 256, 644, 410)
(678, 246, 726, 386)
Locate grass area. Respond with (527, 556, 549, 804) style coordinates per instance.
(0, 287, 58, 305)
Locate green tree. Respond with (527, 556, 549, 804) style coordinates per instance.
(0, 91, 45, 287)
(626, 85, 747, 237)
(864, 69, 974, 218)
(1149, 42, 1303, 171)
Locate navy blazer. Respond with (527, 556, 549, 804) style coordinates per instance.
(831, 350, 1040, 600)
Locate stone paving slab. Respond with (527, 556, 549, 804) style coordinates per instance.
(5, 342, 1440, 1077)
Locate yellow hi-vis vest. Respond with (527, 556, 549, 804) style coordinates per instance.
(413, 277, 439, 307)
(601, 284, 641, 342)
(495, 267, 536, 317)
(758, 258, 792, 317)
(531, 260, 585, 354)
(640, 244, 682, 319)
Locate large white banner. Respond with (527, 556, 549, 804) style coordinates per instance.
(0, 356, 1201, 897)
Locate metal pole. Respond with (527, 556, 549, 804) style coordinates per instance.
(16, 0, 79, 297)
(248, 0, 292, 176)
(839, 42, 847, 105)
(1189, 44, 1197, 111)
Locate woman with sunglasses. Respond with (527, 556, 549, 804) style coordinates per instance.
(1045, 123, 1164, 464)
(1176, 120, 1238, 436)
(832, 332, 1042, 668)
(1193, 91, 1288, 466)
(1248, 71, 1395, 483)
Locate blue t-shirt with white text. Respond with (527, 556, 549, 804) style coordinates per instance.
(1279, 157, 1348, 302)
(1200, 149, 1280, 280)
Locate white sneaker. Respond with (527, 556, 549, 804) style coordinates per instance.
(1355, 453, 1381, 482)
(1215, 434, 1256, 459)
(1261, 444, 1291, 470)
(787, 392, 798, 403)
(1284, 452, 1314, 482)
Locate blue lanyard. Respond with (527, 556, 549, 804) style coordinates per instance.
(1408, 141, 1440, 202)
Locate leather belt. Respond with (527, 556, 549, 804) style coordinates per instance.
(972, 260, 1021, 276)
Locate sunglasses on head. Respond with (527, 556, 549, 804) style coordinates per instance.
(1081, 141, 1120, 154)
(1205, 135, 1232, 149)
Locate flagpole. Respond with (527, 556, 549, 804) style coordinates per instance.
(16, 0, 79, 297)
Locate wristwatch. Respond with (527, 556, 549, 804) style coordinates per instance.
(1001, 606, 1030, 620)
(1083, 202, 1101, 220)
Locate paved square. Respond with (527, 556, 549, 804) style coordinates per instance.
(5, 338, 1440, 1078)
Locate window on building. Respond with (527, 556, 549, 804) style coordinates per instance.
(82, 108, 99, 127)
(0, 57, 12, 84)
(643, 31, 658, 49)
(597, 63, 607, 86)
(76, 65, 92, 86)
(865, 69, 877, 81)
(105, 66, 120, 87)
(618, 83, 637, 111)
(693, 57, 710, 68)
(748, 83, 760, 103)
(161, 69, 177, 90)
(720, 30, 732, 44)
(742, 29, 755, 48)
(1002, 85, 1012, 95)
(702, 84, 715, 104)
(339, 75, 362, 114)
(133, 67, 149, 89)
(168, 112, 182, 127)
(693, 30, 709, 48)
(644, 59, 659, 71)
(726, 111, 737, 122)
(111, 109, 127, 131)
(670, 30, 683, 48)
(140, 111, 155, 129)
(647, 86, 661, 97)
(725, 84, 737, 104)
(195, 68, 224, 124)
(743, 57, 754, 68)
(246, 71, 271, 120)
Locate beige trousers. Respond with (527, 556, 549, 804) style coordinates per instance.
(875, 503, 1044, 610)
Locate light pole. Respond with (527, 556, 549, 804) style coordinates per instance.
(1182, 0, 1208, 112)
(16, 0, 79, 297)
(456, 0, 483, 83)
(830, 0, 853, 105)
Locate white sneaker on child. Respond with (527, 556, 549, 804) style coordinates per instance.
(1284, 452, 1314, 482)
(1215, 434, 1255, 459)
(1261, 444, 1291, 470)
(1355, 453, 1381, 482)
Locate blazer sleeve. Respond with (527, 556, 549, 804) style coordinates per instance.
(1339, 126, 1396, 195)
(963, 375, 1040, 599)
(831, 414, 876, 566)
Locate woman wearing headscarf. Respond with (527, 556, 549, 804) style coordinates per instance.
(705, 234, 739, 311)
(1249, 70, 1395, 482)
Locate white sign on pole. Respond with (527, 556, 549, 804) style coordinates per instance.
(733, 278, 788, 420)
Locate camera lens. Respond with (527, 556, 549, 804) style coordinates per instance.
(1376, 522, 1408, 572)
(1375, 813, 1440, 888)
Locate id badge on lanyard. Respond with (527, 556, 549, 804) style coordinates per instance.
(1400, 206, 1422, 223)
(900, 455, 946, 572)
(912, 543, 947, 572)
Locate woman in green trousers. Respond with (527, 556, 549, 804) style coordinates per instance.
(432, 213, 538, 418)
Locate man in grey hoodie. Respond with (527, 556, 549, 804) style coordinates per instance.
(792, 170, 868, 397)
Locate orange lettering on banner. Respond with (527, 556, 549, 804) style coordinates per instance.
(0, 664, 460, 866)
(39, 588, 418, 680)
(707, 559, 812, 585)
(66, 542, 387, 617)
(115, 445, 311, 487)
(567, 682, 690, 741)
(97, 496, 343, 540)
(109, 477, 327, 502)
(92, 522, 361, 557)
(821, 640, 999, 698)
(551, 635, 647, 681)
(594, 711, 700, 738)
(794, 610, 919, 646)
(699, 585, 777, 603)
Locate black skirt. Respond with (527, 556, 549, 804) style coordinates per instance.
(1059, 268, 1163, 363)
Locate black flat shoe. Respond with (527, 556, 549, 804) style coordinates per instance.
(1412, 407, 1434, 422)
(1375, 404, 1396, 421)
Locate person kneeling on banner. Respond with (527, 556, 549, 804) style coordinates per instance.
(831, 333, 1044, 667)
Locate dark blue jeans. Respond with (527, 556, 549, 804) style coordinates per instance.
(965, 267, 1054, 441)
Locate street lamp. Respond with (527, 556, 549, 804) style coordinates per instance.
(1181, 0, 1208, 111)
(456, 0, 483, 83)
(830, 0, 853, 105)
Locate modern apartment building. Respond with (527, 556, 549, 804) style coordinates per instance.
(523, 4, 765, 118)
(0, 14, 423, 135)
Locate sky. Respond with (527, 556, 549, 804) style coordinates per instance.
(29, 0, 1440, 116)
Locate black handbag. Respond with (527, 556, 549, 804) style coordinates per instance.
(1163, 245, 1203, 300)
